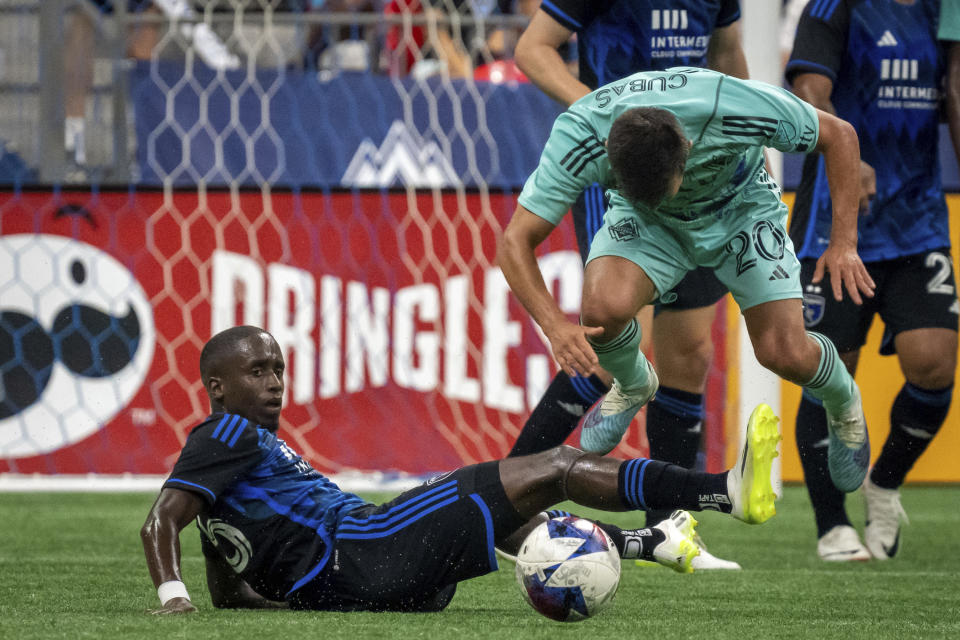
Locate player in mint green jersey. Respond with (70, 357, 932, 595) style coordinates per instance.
(498, 67, 875, 494)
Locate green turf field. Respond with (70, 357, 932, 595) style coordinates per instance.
(1, 486, 958, 639)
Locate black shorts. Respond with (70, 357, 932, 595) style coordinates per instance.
(800, 249, 959, 355)
(572, 184, 728, 312)
(288, 461, 526, 612)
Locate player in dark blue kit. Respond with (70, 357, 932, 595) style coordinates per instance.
(141, 326, 780, 613)
(508, 0, 750, 569)
(786, 0, 958, 562)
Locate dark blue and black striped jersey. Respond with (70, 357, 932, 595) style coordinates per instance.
(539, 0, 740, 89)
(163, 413, 368, 601)
(786, 0, 949, 261)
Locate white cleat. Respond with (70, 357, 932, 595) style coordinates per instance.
(690, 533, 742, 570)
(651, 510, 701, 574)
(580, 360, 658, 455)
(817, 525, 871, 562)
(863, 476, 908, 560)
(728, 404, 781, 524)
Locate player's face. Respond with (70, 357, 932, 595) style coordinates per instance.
(216, 332, 285, 429)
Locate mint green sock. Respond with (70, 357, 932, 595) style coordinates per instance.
(588, 319, 651, 390)
(803, 332, 856, 414)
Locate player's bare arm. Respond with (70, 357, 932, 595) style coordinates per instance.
(514, 9, 589, 107)
(706, 21, 749, 79)
(810, 108, 876, 304)
(497, 205, 602, 375)
(141, 488, 205, 614)
(792, 72, 876, 213)
(204, 551, 287, 610)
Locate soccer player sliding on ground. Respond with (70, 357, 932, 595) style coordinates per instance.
(142, 326, 780, 614)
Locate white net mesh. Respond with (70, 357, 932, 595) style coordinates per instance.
(0, 1, 669, 478)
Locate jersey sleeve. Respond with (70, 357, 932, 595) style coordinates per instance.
(538, 0, 597, 32)
(715, 0, 741, 28)
(784, 0, 849, 84)
(940, 0, 960, 41)
(163, 414, 264, 504)
(517, 111, 609, 225)
(715, 76, 820, 154)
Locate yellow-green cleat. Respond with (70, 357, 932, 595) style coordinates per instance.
(728, 404, 781, 525)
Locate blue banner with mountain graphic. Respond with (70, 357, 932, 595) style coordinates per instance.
(132, 61, 564, 189)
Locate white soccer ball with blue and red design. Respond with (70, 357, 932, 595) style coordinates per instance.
(515, 516, 620, 622)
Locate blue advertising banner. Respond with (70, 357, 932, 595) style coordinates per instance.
(132, 61, 564, 189)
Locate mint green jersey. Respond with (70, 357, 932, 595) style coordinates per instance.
(518, 67, 819, 226)
(940, 0, 960, 40)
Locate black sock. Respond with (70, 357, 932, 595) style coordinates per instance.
(618, 458, 730, 514)
(544, 512, 666, 561)
(508, 371, 608, 457)
(644, 386, 705, 526)
(595, 522, 666, 561)
(871, 383, 952, 489)
(796, 392, 849, 537)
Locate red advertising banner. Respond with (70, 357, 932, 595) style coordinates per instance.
(0, 189, 724, 476)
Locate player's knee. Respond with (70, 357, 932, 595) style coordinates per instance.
(905, 360, 956, 390)
(537, 445, 585, 482)
(752, 332, 810, 379)
(581, 297, 637, 337)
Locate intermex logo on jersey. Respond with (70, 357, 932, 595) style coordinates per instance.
(880, 58, 918, 81)
(0, 234, 155, 458)
(649, 9, 709, 59)
(876, 58, 939, 110)
(341, 120, 460, 188)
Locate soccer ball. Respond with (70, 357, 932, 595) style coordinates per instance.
(515, 516, 621, 622)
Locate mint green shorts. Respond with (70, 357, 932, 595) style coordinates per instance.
(585, 174, 802, 311)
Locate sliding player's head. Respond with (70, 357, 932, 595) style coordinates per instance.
(607, 107, 689, 208)
(200, 326, 284, 429)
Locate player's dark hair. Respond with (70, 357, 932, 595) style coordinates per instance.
(607, 107, 689, 208)
(199, 325, 265, 383)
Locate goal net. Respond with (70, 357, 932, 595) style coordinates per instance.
(0, 1, 729, 482)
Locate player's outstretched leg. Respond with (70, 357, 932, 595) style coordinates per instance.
(580, 318, 659, 454)
(805, 333, 870, 492)
(498, 403, 782, 529)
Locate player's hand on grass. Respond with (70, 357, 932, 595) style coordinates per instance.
(545, 320, 603, 377)
(813, 244, 875, 304)
(149, 597, 197, 615)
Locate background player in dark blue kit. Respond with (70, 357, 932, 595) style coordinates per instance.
(786, 0, 958, 562)
(141, 326, 780, 614)
(507, 0, 750, 570)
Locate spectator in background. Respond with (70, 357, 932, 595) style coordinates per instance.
(786, 0, 957, 562)
(505, 0, 754, 571)
(474, 0, 576, 84)
(383, 0, 512, 79)
(64, 1, 158, 166)
(64, 0, 242, 167)
(305, 0, 376, 72)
